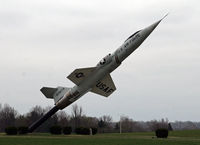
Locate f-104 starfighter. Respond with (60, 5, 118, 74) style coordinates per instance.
(28, 15, 167, 132)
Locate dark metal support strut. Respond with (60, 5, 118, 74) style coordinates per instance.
(28, 105, 59, 132)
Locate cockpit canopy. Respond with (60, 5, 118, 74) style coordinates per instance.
(124, 30, 141, 42)
(97, 53, 112, 66)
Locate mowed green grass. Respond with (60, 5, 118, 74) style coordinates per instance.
(1, 130, 200, 145)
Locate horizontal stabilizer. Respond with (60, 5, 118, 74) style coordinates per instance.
(40, 87, 57, 99)
(67, 67, 96, 85)
(90, 74, 116, 97)
(40, 86, 71, 104)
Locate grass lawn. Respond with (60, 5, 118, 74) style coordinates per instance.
(1, 130, 200, 145)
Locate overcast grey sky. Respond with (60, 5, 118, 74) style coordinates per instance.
(0, 0, 200, 121)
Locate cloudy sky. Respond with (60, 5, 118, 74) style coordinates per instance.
(0, 0, 199, 122)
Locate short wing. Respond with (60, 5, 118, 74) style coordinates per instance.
(67, 67, 96, 85)
(90, 74, 116, 97)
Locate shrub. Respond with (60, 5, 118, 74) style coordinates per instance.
(75, 127, 82, 134)
(5, 126, 18, 135)
(50, 126, 62, 135)
(82, 128, 90, 135)
(63, 126, 72, 135)
(155, 128, 168, 138)
(18, 126, 28, 134)
(75, 127, 90, 135)
(92, 128, 98, 135)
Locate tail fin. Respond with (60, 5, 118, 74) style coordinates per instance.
(40, 86, 71, 104)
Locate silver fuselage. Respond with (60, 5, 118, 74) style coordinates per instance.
(56, 20, 162, 109)
(28, 16, 167, 132)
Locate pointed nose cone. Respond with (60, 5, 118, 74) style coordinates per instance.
(140, 14, 167, 41)
(140, 20, 161, 39)
(147, 20, 162, 32)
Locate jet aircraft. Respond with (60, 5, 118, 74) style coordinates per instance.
(28, 15, 167, 132)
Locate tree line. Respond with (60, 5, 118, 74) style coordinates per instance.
(0, 103, 170, 133)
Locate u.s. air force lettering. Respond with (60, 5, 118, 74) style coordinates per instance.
(96, 82, 114, 94)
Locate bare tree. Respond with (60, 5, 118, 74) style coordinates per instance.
(26, 105, 44, 123)
(15, 115, 28, 127)
(119, 116, 144, 132)
(57, 111, 70, 127)
(147, 118, 169, 131)
(101, 115, 112, 123)
(120, 116, 134, 132)
(71, 104, 83, 118)
(26, 105, 45, 132)
(0, 104, 18, 132)
(71, 104, 83, 128)
(80, 116, 98, 128)
(25, 105, 60, 132)
(98, 115, 113, 133)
